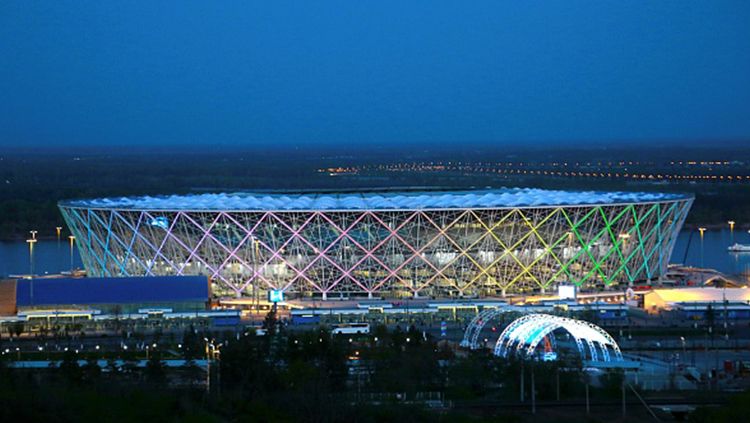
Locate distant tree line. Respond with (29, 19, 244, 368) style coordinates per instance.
(2, 152, 749, 240)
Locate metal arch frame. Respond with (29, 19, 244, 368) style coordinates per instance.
(493, 314, 538, 357)
(577, 319, 623, 361)
(460, 307, 510, 349)
(493, 314, 622, 363)
(461, 308, 497, 348)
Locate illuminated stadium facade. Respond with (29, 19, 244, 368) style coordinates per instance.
(59, 189, 692, 299)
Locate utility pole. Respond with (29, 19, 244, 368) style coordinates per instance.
(531, 364, 536, 415)
(622, 380, 626, 418)
(585, 382, 590, 415)
(69, 235, 76, 271)
(520, 362, 525, 402)
(723, 288, 728, 342)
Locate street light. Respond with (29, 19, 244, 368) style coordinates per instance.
(253, 238, 261, 310)
(56, 226, 63, 241)
(68, 235, 76, 271)
(26, 238, 37, 276)
(698, 227, 706, 270)
(205, 339, 222, 394)
(728, 221, 735, 244)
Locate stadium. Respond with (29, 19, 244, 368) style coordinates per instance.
(59, 189, 693, 300)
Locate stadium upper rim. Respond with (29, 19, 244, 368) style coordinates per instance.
(58, 188, 693, 212)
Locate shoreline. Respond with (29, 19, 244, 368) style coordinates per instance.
(2, 223, 750, 242)
(0, 235, 67, 243)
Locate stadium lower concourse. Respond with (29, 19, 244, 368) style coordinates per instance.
(59, 188, 693, 300)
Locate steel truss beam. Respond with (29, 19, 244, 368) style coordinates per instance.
(59, 198, 692, 298)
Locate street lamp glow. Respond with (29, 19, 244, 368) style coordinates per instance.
(26, 238, 37, 276)
(68, 235, 76, 271)
(698, 227, 707, 271)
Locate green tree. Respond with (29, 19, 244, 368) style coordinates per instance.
(181, 326, 203, 360)
(59, 350, 82, 384)
(145, 351, 166, 386)
(263, 306, 278, 333)
(82, 357, 101, 382)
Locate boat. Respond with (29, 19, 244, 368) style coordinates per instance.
(727, 243, 750, 252)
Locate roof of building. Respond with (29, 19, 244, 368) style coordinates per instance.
(645, 287, 750, 305)
(59, 188, 691, 211)
(15, 276, 209, 307)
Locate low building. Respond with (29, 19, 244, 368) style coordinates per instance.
(642, 287, 750, 314)
(0, 275, 210, 316)
(672, 301, 750, 320)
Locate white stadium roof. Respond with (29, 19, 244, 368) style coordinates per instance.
(60, 188, 690, 211)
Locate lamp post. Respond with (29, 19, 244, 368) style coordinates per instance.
(26, 238, 37, 276)
(698, 227, 706, 269)
(619, 233, 631, 286)
(254, 238, 260, 313)
(55, 226, 63, 269)
(68, 235, 76, 271)
(204, 338, 222, 395)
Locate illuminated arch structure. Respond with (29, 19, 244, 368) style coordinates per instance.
(460, 307, 512, 350)
(493, 314, 623, 363)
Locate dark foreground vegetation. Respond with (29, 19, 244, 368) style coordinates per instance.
(1, 313, 744, 422)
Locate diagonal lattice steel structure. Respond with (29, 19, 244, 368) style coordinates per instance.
(59, 191, 692, 299)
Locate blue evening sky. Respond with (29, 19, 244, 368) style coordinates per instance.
(1, 1, 749, 149)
